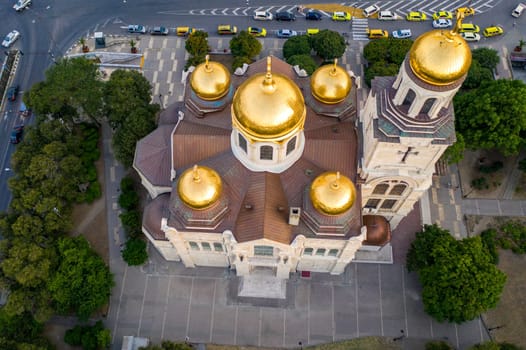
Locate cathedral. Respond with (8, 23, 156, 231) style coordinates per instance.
(133, 24, 470, 293)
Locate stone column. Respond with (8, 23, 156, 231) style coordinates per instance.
(330, 227, 366, 275)
(276, 254, 291, 279)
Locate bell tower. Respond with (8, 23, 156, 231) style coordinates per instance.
(359, 12, 472, 228)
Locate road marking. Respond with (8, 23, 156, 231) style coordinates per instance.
(497, 200, 502, 215)
(307, 283, 311, 343)
(159, 59, 164, 72)
(167, 71, 173, 84)
(355, 263, 359, 336)
(430, 319, 434, 338)
(378, 265, 384, 336)
(455, 323, 459, 348)
(282, 309, 286, 347)
(160, 276, 172, 340)
(258, 307, 262, 346)
(111, 264, 128, 343)
(332, 284, 335, 341)
(233, 306, 239, 344)
(209, 279, 217, 342)
(401, 266, 409, 337)
(137, 274, 149, 335)
(185, 277, 194, 337)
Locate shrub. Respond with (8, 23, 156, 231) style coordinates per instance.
(471, 177, 489, 190)
(122, 238, 148, 266)
(84, 181, 101, 203)
(120, 176, 135, 192)
(480, 229, 499, 264)
(232, 56, 251, 71)
(283, 35, 311, 60)
(426, 340, 454, 350)
(64, 325, 83, 346)
(479, 161, 503, 174)
(118, 189, 139, 211)
(286, 54, 317, 75)
(119, 210, 141, 233)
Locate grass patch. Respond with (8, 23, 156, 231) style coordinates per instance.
(207, 337, 401, 350)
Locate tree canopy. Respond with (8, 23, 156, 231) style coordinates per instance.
(25, 57, 104, 124)
(48, 236, 114, 320)
(309, 30, 346, 60)
(283, 35, 312, 60)
(230, 31, 262, 63)
(471, 47, 500, 71)
(286, 54, 317, 75)
(363, 38, 413, 86)
(184, 30, 209, 69)
(407, 224, 506, 323)
(454, 79, 526, 155)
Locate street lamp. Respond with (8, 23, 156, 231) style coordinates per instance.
(158, 93, 164, 109)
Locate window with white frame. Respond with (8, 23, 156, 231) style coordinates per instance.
(366, 180, 408, 211)
(201, 242, 211, 251)
(260, 145, 273, 160)
(213, 242, 223, 252)
(328, 249, 339, 257)
(238, 133, 247, 153)
(254, 245, 274, 256)
(286, 137, 296, 156)
(303, 247, 313, 256)
(315, 248, 326, 256)
(189, 241, 199, 250)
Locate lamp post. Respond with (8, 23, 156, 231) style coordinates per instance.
(158, 93, 164, 109)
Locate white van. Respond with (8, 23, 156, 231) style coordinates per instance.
(253, 11, 273, 20)
(512, 3, 526, 17)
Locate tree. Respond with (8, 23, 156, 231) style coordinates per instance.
(229, 31, 262, 60)
(407, 224, 506, 323)
(286, 54, 317, 75)
(364, 60, 399, 87)
(363, 38, 413, 87)
(471, 47, 500, 71)
(25, 57, 104, 125)
(442, 132, 465, 164)
(454, 79, 526, 155)
(122, 238, 148, 266)
(283, 35, 311, 60)
(462, 60, 493, 90)
(64, 321, 111, 350)
(309, 30, 345, 60)
(470, 342, 523, 350)
(48, 236, 114, 320)
(184, 30, 209, 57)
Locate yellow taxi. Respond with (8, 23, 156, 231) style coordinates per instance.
(432, 11, 452, 20)
(332, 11, 351, 21)
(247, 27, 267, 37)
(217, 25, 237, 35)
(406, 11, 427, 21)
(459, 23, 480, 33)
(307, 28, 320, 36)
(368, 29, 389, 39)
(176, 27, 194, 36)
(483, 26, 504, 37)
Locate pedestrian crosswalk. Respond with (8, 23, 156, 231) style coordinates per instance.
(351, 18, 369, 41)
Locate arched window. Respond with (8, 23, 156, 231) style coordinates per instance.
(238, 134, 247, 153)
(389, 184, 407, 196)
(260, 145, 273, 160)
(286, 137, 297, 156)
(402, 89, 416, 107)
(373, 183, 389, 195)
(420, 98, 436, 115)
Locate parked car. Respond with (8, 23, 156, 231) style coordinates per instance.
(307, 28, 320, 36)
(332, 11, 351, 21)
(392, 29, 412, 39)
(460, 31, 481, 42)
(10, 125, 24, 144)
(13, 0, 31, 11)
(176, 27, 194, 36)
(247, 27, 267, 37)
(277, 29, 297, 38)
(2, 30, 20, 48)
(378, 11, 396, 20)
(406, 11, 427, 21)
(512, 3, 526, 17)
(150, 26, 169, 35)
(275, 11, 295, 21)
(217, 25, 237, 35)
(459, 23, 480, 33)
(432, 19, 453, 28)
(368, 29, 389, 39)
(305, 10, 322, 20)
(483, 26, 504, 37)
(6, 85, 19, 101)
(128, 25, 146, 34)
(432, 11, 452, 20)
(253, 11, 273, 21)
(363, 4, 380, 17)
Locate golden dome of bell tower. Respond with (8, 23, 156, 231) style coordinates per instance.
(177, 165, 222, 210)
(190, 55, 231, 100)
(310, 171, 356, 216)
(232, 57, 306, 142)
(409, 11, 472, 86)
(310, 59, 352, 104)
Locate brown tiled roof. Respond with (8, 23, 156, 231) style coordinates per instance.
(143, 194, 170, 240)
(235, 172, 291, 244)
(134, 124, 174, 187)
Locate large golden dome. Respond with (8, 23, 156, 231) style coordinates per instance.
(190, 55, 231, 100)
(409, 30, 471, 86)
(310, 171, 356, 215)
(177, 165, 222, 210)
(232, 57, 306, 141)
(311, 59, 351, 104)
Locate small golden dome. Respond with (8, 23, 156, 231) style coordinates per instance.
(310, 171, 356, 215)
(409, 30, 471, 86)
(310, 59, 351, 104)
(232, 57, 306, 141)
(190, 55, 231, 100)
(177, 165, 222, 210)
